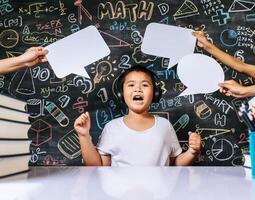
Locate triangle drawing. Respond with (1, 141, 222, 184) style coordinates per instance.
(173, 0, 199, 20)
(159, 16, 170, 25)
(99, 30, 132, 48)
(228, 0, 255, 12)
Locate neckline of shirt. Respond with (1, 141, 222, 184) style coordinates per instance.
(121, 115, 157, 134)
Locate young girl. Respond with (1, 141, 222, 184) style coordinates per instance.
(74, 65, 201, 166)
(193, 31, 255, 98)
(0, 47, 48, 75)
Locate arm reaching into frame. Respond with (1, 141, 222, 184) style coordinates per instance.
(0, 47, 48, 75)
(192, 31, 255, 78)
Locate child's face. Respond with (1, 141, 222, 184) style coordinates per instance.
(123, 71, 154, 114)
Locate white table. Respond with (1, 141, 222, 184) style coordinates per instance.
(0, 166, 254, 200)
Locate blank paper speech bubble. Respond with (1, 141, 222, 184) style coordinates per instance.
(46, 25, 110, 78)
(141, 23, 196, 69)
(177, 54, 224, 96)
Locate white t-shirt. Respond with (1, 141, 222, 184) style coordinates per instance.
(96, 116, 182, 166)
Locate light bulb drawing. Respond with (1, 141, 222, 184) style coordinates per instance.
(93, 61, 111, 83)
(91, 56, 117, 84)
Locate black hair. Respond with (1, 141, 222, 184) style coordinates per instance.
(115, 65, 162, 104)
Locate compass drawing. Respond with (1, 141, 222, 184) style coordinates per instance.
(0, 29, 19, 48)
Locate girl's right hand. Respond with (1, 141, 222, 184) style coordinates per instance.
(74, 112, 91, 137)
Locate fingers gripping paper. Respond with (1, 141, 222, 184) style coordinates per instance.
(46, 25, 110, 78)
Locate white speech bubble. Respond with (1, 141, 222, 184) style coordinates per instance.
(45, 25, 110, 78)
(141, 23, 196, 69)
(177, 53, 224, 96)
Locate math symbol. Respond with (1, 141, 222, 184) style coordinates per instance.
(73, 97, 88, 113)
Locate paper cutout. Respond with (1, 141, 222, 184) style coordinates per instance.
(141, 23, 196, 69)
(46, 25, 110, 78)
(177, 54, 224, 96)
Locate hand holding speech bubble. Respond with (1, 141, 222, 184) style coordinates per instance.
(177, 53, 224, 96)
(45, 25, 110, 78)
(141, 23, 196, 69)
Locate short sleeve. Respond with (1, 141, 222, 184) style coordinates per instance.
(96, 124, 113, 155)
(168, 124, 182, 157)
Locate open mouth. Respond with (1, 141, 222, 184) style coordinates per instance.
(133, 95, 143, 101)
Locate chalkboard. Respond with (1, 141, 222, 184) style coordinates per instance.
(1, 0, 254, 166)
